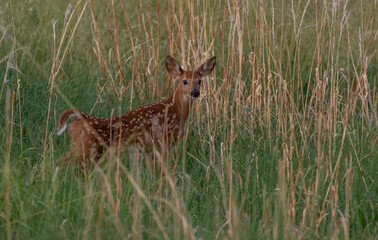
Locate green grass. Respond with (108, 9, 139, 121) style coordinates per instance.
(1, 0, 377, 239)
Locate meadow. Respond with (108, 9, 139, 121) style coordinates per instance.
(0, 0, 377, 239)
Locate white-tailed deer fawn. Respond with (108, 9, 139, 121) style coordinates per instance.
(57, 55, 216, 165)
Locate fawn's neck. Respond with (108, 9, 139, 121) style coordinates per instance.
(165, 85, 193, 124)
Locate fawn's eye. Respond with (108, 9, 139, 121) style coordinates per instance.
(198, 79, 202, 85)
(183, 79, 188, 85)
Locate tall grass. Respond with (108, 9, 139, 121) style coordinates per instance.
(0, 0, 376, 239)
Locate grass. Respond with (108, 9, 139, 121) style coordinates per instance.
(0, 0, 377, 239)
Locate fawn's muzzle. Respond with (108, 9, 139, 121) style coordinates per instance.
(191, 89, 200, 98)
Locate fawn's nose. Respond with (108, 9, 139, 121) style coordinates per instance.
(191, 89, 200, 98)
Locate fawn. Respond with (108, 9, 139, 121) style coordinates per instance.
(57, 55, 216, 165)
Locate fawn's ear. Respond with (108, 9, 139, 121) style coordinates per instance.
(196, 56, 216, 78)
(166, 56, 184, 77)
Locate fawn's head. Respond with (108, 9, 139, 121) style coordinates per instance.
(166, 56, 216, 100)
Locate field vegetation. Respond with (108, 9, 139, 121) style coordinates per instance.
(0, 0, 377, 239)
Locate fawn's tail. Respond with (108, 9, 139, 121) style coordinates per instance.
(57, 109, 85, 135)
